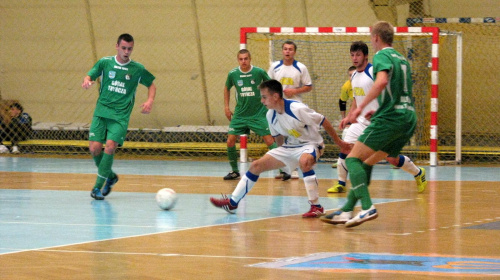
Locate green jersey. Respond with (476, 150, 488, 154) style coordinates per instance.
(372, 47, 416, 121)
(87, 56, 155, 123)
(225, 65, 270, 120)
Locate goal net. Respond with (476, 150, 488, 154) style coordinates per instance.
(242, 27, 447, 166)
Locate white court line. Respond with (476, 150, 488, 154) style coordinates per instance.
(0, 221, 188, 229)
(29, 249, 280, 260)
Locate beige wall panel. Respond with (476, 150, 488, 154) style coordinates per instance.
(429, 0, 500, 17)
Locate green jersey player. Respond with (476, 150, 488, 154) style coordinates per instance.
(223, 49, 276, 180)
(326, 21, 418, 228)
(82, 33, 156, 200)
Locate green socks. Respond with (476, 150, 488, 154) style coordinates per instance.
(93, 152, 114, 189)
(93, 153, 103, 167)
(227, 146, 238, 173)
(344, 157, 374, 211)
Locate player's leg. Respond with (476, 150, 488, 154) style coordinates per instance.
(298, 147, 326, 218)
(89, 117, 107, 200)
(210, 152, 286, 213)
(386, 155, 427, 193)
(224, 134, 240, 180)
(328, 122, 362, 193)
(97, 119, 124, 198)
(342, 143, 385, 227)
(224, 120, 246, 180)
(344, 118, 415, 227)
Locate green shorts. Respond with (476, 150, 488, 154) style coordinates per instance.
(228, 116, 270, 136)
(89, 116, 128, 146)
(358, 113, 417, 157)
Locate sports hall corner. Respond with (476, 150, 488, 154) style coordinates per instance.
(1, 1, 500, 279)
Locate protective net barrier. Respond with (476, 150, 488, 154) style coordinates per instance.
(247, 31, 435, 163)
(408, 21, 500, 163)
(1, 1, 498, 164)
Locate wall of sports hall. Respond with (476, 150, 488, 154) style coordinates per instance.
(0, 0, 499, 163)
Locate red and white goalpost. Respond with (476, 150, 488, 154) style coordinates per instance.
(239, 26, 441, 166)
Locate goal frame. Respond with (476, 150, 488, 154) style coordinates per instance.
(240, 26, 441, 166)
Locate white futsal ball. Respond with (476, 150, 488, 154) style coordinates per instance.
(156, 188, 178, 210)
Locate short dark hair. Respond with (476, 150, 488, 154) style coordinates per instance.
(10, 102, 23, 112)
(238, 49, 251, 58)
(350, 41, 369, 55)
(259, 79, 283, 99)
(282, 40, 297, 51)
(117, 33, 134, 45)
(348, 66, 356, 72)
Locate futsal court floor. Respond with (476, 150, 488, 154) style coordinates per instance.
(0, 156, 499, 279)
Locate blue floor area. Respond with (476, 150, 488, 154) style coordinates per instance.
(0, 157, 499, 181)
(1, 157, 498, 256)
(0, 189, 403, 254)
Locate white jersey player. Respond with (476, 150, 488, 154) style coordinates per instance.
(268, 40, 313, 179)
(210, 79, 350, 218)
(267, 41, 313, 103)
(326, 41, 427, 195)
(267, 100, 325, 147)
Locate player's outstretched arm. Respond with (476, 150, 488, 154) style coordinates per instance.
(322, 117, 351, 153)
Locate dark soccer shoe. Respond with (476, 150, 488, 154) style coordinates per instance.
(102, 174, 119, 196)
(223, 171, 240, 180)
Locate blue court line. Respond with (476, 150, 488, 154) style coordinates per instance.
(0, 157, 499, 181)
(0, 189, 404, 255)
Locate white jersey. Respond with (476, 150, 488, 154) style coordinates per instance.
(267, 99, 325, 147)
(268, 60, 312, 102)
(351, 63, 379, 126)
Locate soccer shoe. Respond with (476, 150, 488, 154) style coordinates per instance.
(90, 188, 104, 200)
(415, 167, 427, 193)
(302, 204, 325, 218)
(0, 145, 9, 154)
(102, 174, 119, 196)
(320, 210, 353, 225)
(274, 171, 291, 181)
(327, 183, 346, 193)
(223, 171, 240, 180)
(345, 205, 378, 228)
(291, 170, 300, 179)
(210, 194, 237, 214)
(11, 145, 20, 154)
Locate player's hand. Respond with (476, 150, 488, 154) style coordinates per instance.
(347, 107, 361, 124)
(81, 79, 93, 89)
(225, 108, 233, 121)
(338, 139, 352, 154)
(364, 110, 375, 121)
(140, 100, 153, 114)
(283, 88, 295, 98)
(339, 117, 350, 130)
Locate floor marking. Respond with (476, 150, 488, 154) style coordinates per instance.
(30, 249, 280, 260)
(248, 252, 500, 276)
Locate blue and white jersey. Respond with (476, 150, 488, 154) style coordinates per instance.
(351, 63, 379, 126)
(268, 60, 312, 102)
(267, 99, 325, 147)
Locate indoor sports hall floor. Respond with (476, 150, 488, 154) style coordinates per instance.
(0, 156, 499, 279)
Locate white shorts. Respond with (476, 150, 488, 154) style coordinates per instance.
(343, 122, 369, 144)
(267, 143, 324, 171)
